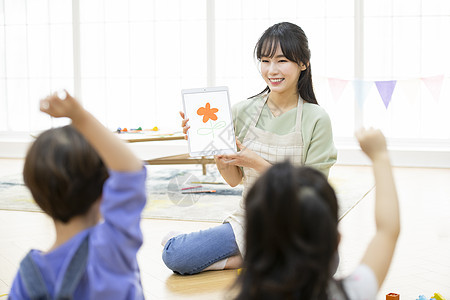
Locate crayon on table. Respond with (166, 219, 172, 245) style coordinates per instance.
(181, 190, 216, 194)
(190, 181, 225, 185)
(181, 185, 203, 191)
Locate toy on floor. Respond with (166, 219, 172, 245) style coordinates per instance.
(432, 293, 446, 300)
(387, 293, 400, 299)
(416, 294, 447, 300)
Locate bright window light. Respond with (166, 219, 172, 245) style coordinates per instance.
(0, 0, 449, 145)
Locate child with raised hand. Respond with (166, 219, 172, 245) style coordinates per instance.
(9, 91, 146, 299)
(234, 128, 400, 299)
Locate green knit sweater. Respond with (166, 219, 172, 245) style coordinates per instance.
(232, 96, 337, 177)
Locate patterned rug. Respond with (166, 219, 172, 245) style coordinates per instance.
(0, 165, 373, 222)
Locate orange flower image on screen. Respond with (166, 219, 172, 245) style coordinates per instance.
(197, 102, 218, 123)
(196, 102, 225, 139)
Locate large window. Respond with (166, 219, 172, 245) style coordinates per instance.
(1, 0, 449, 148)
(1, 0, 73, 131)
(78, 0, 206, 130)
(360, 0, 450, 140)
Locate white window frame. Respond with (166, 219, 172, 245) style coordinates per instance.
(1, 0, 449, 167)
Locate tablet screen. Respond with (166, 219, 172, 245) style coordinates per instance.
(182, 87, 236, 157)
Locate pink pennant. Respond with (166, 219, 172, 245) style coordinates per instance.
(328, 78, 349, 102)
(375, 80, 397, 109)
(421, 75, 444, 102)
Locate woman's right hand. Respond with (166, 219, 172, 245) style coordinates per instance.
(214, 155, 233, 171)
(179, 111, 190, 140)
(214, 155, 243, 187)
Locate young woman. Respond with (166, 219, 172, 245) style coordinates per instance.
(234, 128, 400, 299)
(162, 22, 337, 275)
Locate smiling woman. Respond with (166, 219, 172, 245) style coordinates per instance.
(162, 21, 337, 276)
(260, 47, 306, 115)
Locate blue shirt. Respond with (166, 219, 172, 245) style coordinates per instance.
(9, 168, 147, 300)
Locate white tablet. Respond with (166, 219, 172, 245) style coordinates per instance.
(182, 86, 237, 157)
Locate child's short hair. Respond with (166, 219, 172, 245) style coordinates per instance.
(23, 125, 109, 223)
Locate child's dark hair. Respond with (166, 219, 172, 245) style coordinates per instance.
(235, 162, 339, 299)
(23, 125, 109, 223)
(252, 22, 317, 104)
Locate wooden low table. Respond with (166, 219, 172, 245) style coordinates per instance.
(122, 134, 185, 143)
(119, 132, 215, 175)
(144, 153, 215, 175)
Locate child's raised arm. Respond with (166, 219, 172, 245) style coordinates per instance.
(356, 128, 400, 288)
(40, 91, 142, 172)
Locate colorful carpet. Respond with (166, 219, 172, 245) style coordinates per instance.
(0, 165, 373, 222)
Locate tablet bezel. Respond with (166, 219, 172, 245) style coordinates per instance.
(182, 86, 237, 157)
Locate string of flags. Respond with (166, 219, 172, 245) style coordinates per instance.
(322, 74, 446, 109)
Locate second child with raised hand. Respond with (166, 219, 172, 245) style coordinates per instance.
(8, 91, 146, 299)
(233, 128, 400, 299)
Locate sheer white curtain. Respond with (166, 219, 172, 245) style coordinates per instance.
(0, 0, 207, 133)
(361, 0, 450, 140)
(1, 0, 449, 145)
(0, 0, 73, 132)
(214, 0, 450, 142)
(78, 0, 207, 131)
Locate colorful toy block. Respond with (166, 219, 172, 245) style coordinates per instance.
(432, 293, 446, 300)
(387, 293, 400, 300)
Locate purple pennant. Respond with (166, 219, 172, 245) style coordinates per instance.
(375, 80, 397, 109)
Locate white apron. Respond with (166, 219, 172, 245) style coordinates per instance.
(224, 95, 305, 254)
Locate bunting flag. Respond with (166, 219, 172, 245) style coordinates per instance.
(421, 74, 444, 102)
(375, 80, 397, 109)
(317, 75, 446, 109)
(352, 80, 373, 108)
(397, 78, 421, 104)
(328, 78, 349, 102)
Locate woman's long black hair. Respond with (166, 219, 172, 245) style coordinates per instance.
(234, 162, 339, 299)
(252, 22, 318, 105)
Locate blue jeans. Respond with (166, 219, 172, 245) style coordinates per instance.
(162, 223, 239, 275)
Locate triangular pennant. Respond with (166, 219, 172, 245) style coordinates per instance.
(421, 75, 444, 102)
(398, 78, 421, 105)
(375, 80, 397, 109)
(352, 80, 373, 108)
(328, 78, 349, 102)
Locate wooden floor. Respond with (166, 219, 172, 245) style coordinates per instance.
(1, 158, 450, 299)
